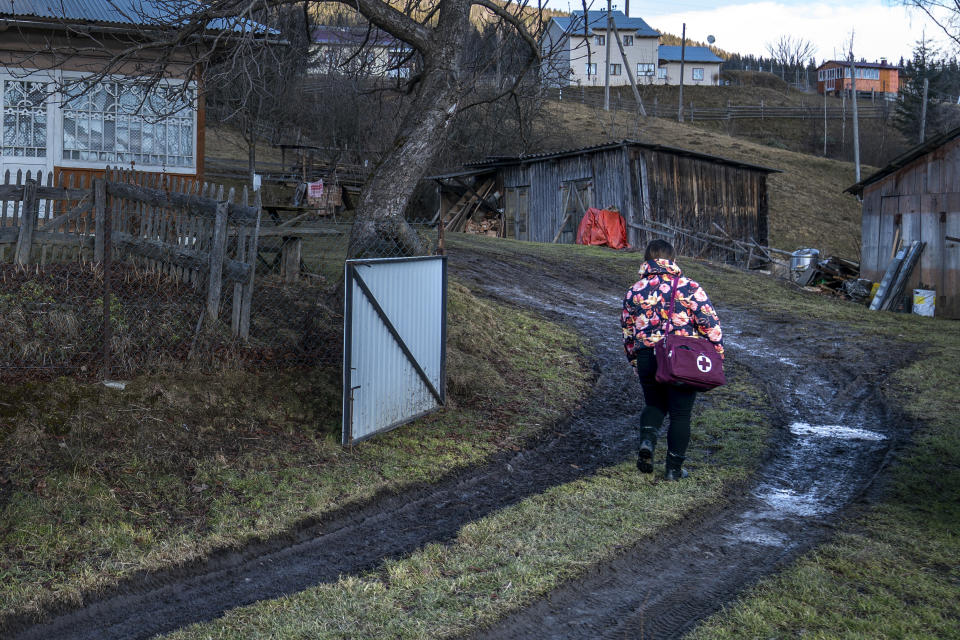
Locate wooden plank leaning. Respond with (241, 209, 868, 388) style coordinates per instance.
(206, 200, 230, 322)
(14, 179, 39, 265)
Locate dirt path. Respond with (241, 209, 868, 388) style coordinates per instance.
(4, 248, 907, 640)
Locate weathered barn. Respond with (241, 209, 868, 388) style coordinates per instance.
(430, 140, 779, 256)
(847, 125, 960, 318)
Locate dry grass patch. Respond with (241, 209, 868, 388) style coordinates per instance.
(0, 281, 591, 626)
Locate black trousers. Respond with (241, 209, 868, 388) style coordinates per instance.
(634, 347, 697, 457)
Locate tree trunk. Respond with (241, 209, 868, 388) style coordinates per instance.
(347, 1, 471, 259)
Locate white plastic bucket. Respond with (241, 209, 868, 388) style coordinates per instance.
(912, 289, 936, 317)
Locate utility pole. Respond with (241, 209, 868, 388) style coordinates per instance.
(604, 0, 612, 111)
(823, 88, 828, 156)
(849, 48, 861, 182)
(678, 22, 686, 122)
(614, 28, 647, 116)
(919, 77, 929, 143)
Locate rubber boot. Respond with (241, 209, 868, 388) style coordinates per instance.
(637, 426, 658, 473)
(664, 451, 689, 481)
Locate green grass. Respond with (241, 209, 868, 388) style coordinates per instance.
(687, 320, 960, 640)
(460, 237, 959, 640)
(164, 374, 771, 639)
(0, 280, 590, 623)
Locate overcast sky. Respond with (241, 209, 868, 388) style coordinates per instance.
(543, 1, 955, 64)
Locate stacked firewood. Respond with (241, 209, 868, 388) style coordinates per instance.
(464, 217, 501, 237)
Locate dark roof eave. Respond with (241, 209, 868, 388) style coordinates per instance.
(463, 140, 781, 174)
(0, 15, 280, 40)
(845, 125, 960, 195)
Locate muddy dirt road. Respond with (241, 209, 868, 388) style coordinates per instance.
(5, 247, 907, 640)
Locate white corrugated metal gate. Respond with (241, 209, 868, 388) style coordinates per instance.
(342, 256, 446, 445)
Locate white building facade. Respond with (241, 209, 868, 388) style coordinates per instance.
(540, 11, 723, 88)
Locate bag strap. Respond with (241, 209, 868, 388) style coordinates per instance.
(663, 275, 679, 336)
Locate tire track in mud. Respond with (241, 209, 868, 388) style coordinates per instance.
(456, 249, 908, 640)
(4, 248, 908, 640)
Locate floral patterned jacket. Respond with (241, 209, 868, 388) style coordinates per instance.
(621, 259, 724, 367)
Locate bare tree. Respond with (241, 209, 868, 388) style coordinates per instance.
(206, 6, 313, 184)
(765, 34, 817, 85)
(903, 0, 960, 49)
(7, 0, 549, 257)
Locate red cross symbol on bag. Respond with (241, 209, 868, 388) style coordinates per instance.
(696, 355, 713, 373)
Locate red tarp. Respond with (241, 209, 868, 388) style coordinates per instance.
(575, 207, 630, 250)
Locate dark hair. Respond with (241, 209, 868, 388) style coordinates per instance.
(644, 239, 675, 261)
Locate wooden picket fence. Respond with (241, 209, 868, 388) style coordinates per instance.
(0, 167, 261, 338)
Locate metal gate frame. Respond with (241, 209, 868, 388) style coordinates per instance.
(342, 256, 447, 445)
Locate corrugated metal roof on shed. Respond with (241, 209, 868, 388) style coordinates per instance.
(0, 0, 272, 32)
(846, 125, 960, 195)
(461, 140, 780, 174)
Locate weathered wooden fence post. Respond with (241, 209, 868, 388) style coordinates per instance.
(95, 177, 106, 261)
(281, 237, 302, 283)
(206, 200, 229, 321)
(14, 179, 39, 265)
(238, 192, 261, 339)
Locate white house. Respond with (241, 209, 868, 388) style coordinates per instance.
(0, 1, 271, 185)
(656, 46, 723, 86)
(540, 11, 723, 87)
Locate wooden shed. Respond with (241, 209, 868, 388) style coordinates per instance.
(847, 125, 960, 318)
(430, 140, 779, 258)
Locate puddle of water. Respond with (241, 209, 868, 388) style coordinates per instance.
(754, 486, 828, 517)
(789, 422, 887, 441)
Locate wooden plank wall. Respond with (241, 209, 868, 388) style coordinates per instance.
(499, 146, 770, 252)
(636, 149, 767, 256)
(859, 135, 960, 318)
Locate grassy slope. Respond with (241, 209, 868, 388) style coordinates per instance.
(163, 237, 959, 639)
(0, 282, 591, 622)
(541, 99, 871, 259)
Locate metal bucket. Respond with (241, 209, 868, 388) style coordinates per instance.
(912, 289, 936, 317)
(791, 248, 820, 272)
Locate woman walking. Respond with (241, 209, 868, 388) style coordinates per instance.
(621, 239, 724, 480)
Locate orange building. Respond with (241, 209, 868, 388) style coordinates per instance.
(817, 60, 900, 98)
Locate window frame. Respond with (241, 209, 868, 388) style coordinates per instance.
(586, 62, 598, 77)
(657, 67, 668, 79)
(637, 63, 655, 77)
(56, 73, 198, 174)
(623, 35, 634, 46)
(692, 67, 704, 81)
(2, 79, 48, 159)
(595, 34, 605, 46)
(610, 63, 622, 76)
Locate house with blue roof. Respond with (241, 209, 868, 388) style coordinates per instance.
(540, 11, 722, 88)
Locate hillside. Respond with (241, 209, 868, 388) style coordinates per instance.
(539, 99, 871, 259)
(565, 80, 911, 167)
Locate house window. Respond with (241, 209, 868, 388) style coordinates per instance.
(610, 63, 621, 76)
(692, 68, 704, 81)
(586, 62, 597, 76)
(62, 81, 194, 168)
(2, 81, 46, 157)
(595, 35, 605, 46)
(657, 67, 667, 79)
(623, 35, 634, 46)
(637, 63, 655, 76)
